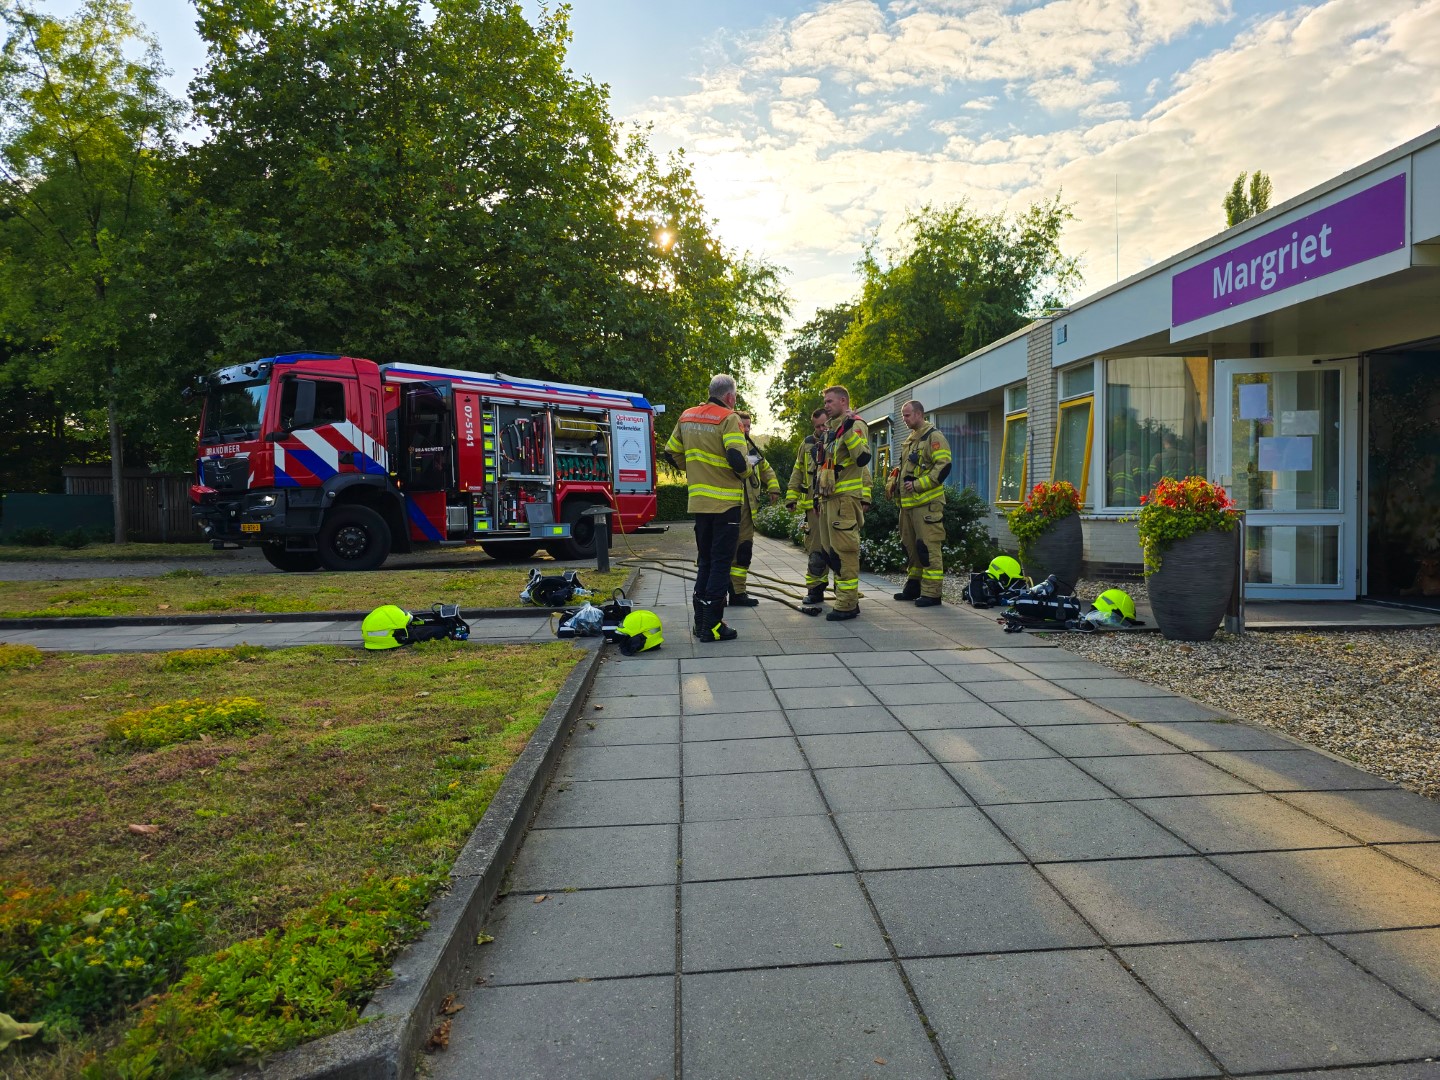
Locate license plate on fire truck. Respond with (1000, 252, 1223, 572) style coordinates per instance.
(240, 523, 261, 533)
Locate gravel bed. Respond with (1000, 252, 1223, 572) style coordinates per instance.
(884, 569, 1440, 798)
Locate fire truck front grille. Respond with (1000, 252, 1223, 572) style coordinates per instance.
(202, 457, 249, 492)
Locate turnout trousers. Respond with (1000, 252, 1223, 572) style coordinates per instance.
(730, 502, 755, 597)
(900, 502, 946, 599)
(803, 507, 828, 594)
(694, 506, 741, 602)
(817, 494, 864, 612)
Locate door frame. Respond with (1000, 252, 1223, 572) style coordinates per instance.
(1214, 355, 1360, 600)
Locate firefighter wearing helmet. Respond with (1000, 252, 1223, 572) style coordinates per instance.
(891, 399, 952, 607)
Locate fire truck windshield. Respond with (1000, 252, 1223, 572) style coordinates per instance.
(201, 381, 270, 444)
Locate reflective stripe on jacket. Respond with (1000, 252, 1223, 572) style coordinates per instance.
(663, 402, 749, 512)
(898, 423, 952, 508)
(824, 414, 870, 499)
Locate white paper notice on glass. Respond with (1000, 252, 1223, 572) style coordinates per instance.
(1280, 410, 1320, 436)
(1258, 435, 1313, 472)
(1238, 382, 1270, 421)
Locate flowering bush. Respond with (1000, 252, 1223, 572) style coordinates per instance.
(106, 697, 269, 749)
(1131, 475, 1241, 575)
(0, 881, 206, 1037)
(1005, 481, 1082, 562)
(0, 643, 43, 671)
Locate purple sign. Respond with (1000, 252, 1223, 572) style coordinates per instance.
(1172, 173, 1406, 326)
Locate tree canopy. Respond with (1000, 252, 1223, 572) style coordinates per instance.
(1223, 170, 1273, 227)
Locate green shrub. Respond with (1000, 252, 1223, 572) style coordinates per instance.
(0, 643, 44, 671)
(654, 483, 692, 521)
(106, 697, 269, 749)
(158, 644, 268, 673)
(6, 526, 55, 546)
(861, 487, 999, 572)
(95, 875, 432, 1079)
(0, 881, 206, 1039)
(57, 528, 92, 549)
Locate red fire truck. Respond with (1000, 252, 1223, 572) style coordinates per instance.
(189, 353, 661, 571)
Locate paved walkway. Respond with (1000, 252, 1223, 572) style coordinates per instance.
(434, 534, 1440, 1080)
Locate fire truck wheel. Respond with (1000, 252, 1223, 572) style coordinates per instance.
(260, 545, 322, 573)
(546, 501, 602, 561)
(480, 542, 541, 562)
(317, 505, 391, 571)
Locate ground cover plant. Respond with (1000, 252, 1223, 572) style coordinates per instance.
(0, 543, 221, 562)
(0, 639, 583, 1077)
(0, 567, 630, 618)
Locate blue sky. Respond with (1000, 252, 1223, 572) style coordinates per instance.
(45, 0, 1440, 418)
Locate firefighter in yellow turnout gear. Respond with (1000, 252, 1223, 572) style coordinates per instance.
(816, 385, 873, 620)
(729, 411, 780, 605)
(892, 399, 953, 607)
(786, 408, 831, 605)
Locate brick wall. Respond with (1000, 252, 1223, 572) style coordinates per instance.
(1025, 323, 1055, 487)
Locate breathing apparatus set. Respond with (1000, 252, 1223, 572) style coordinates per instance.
(362, 603, 471, 650)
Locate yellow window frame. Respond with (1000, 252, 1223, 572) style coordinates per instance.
(1052, 395, 1094, 503)
(997, 411, 1028, 505)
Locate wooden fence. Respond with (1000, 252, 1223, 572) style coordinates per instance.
(62, 467, 199, 542)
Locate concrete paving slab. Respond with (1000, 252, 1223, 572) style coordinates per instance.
(680, 655, 763, 673)
(990, 698, 1122, 725)
(912, 648, 1007, 665)
(758, 652, 847, 670)
(1120, 937, 1440, 1074)
(680, 875, 888, 971)
(1075, 753, 1259, 798)
(556, 743, 680, 782)
(680, 815, 851, 881)
(987, 798, 1196, 861)
(855, 664, 951, 686)
(1026, 722, 1181, 758)
(867, 863, 1098, 957)
(1198, 749, 1395, 792)
(945, 758, 1117, 805)
(871, 681, 980, 707)
(444, 977, 674, 1080)
(1277, 789, 1440, 843)
(779, 637, 875, 654)
(935, 662, 1039, 685)
(776, 685, 880, 710)
(682, 736, 805, 776)
(682, 688, 781, 716)
(835, 806, 1023, 870)
(682, 770, 827, 822)
(1256, 1065, 1440, 1079)
(841, 650, 922, 667)
(595, 656, 678, 676)
(680, 670, 772, 694)
(987, 645, 1067, 660)
(913, 726, 1058, 763)
(815, 763, 972, 813)
(885, 701, 1014, 730)
(1214, 848, 1440, 933)
(966, 679, 1077, 704)
(475, 885, 674, 984)
(763, 666, 861, 689)
(680, 710, 790, 742)
(1384, 843, 1440, 878)
(1041, 855, 1301, 944)
(785, 705, 899, 736)
(533, 778, 681, 829)
(1055, 677, 1180, 698)
(1139, 719, 1297, 752)
(506, 824, 677, 892)
(1326, 928, 1440, 1016)
(1014, 659, 1130, 680)
(584, 694, 680, 719)
(588, 672, 680, 697)
(799, 731, 934, 769)
(681, 963, 943, 1079)
(1083, 696, 1231, 723)
(570, 714, 679, 747)
(1137, 793, 1360, 854)
(906, 949, 1219, 1080)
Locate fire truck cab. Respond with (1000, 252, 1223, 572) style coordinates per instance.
(189, 353, 660, 571)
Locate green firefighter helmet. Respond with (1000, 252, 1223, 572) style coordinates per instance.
(1092, 588, 1137, 622)
(362, 604, 413, 650)
(987, 555, 1023, 587)
(615, 610, 663, 655)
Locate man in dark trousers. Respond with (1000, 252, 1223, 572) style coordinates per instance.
(662, 374, 750, 641)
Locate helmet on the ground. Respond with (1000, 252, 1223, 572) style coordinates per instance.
(987, 555, 1023, 586)
(362, 605, 413, 649)
(615, 610, 663, 655)
(1092, 589, 1137, 622)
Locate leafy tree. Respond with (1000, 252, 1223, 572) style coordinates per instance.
(823, 197, 1080, 409)
(1223, 170, 1273, 227)
(769, 302, 855, 439)
(0, 0, 183, 531)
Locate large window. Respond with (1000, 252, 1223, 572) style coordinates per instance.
(1053, 364, 1094, 501)
(935, 410, 990, 501)
(998, 384, 1028, 503)
(1104, 356, 1210, 507)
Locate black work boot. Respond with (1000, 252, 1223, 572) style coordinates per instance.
(893, 578, 921, 602)
(728, 588, 759, 607)
(914, 595, 942, 608)
(803, 586, 825, 606)
(691, 595, 708, 638)
(696, 597, 738, 641)
(825, 607, 860, 622)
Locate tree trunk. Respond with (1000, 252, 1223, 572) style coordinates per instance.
(108, 395, 126, 544)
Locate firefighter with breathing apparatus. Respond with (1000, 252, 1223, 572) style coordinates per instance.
(728, 411, 780, 606)
(890, 399, 953, 608)
(815, 385, 872, 620)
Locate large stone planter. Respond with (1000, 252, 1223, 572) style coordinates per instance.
(1148, 528, 1238, 641)
(1022, 512, 1082, 590)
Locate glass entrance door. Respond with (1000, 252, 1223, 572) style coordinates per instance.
(1215, 358, 1358, 600)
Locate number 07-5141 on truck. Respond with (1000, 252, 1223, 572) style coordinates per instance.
(189, 353, 662, 571)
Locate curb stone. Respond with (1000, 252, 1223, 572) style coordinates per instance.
(240, 635, 610, 1079)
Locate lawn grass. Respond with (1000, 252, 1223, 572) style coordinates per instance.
(0, 567, 632, 618)
(0, 543, 219, 562)
(0, 639, 584, 1076)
